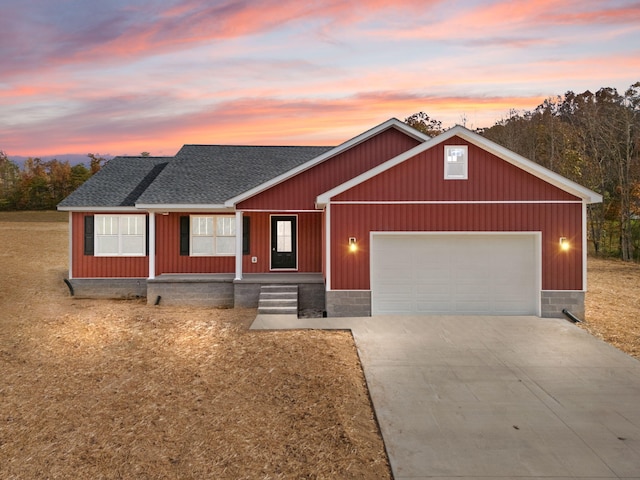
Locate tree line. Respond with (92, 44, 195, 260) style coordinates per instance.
(0, 153, 106, 210)
(406, 82, 640, 261)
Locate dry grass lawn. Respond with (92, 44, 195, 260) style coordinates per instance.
(583, 256, 640, 359)
(0, 212, 391, 479)
(1, 213, 639, 479)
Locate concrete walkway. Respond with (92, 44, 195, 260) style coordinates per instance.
(251, 314, 640, 479)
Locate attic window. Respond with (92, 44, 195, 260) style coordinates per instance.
(444, 145, 468, 180)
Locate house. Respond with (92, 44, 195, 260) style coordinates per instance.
(57, 118, 602, 318)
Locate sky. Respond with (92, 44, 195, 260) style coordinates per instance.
(1, 0, 639, 159)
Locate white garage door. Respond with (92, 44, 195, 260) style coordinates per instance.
(371, 234, 539, 315)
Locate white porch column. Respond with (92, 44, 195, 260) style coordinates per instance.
(68, 211, 73, 279)
(235, 210, 243, 280)
(148, 211, 156, 279)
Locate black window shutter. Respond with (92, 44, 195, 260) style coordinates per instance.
(180, 216, 190, 256)
(84, 215, 94, 256)
(242, 216, 250, 255)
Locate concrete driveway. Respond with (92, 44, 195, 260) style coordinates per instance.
(251, 315, 640, 479)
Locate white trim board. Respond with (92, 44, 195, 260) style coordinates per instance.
(329, 200, 583, 205)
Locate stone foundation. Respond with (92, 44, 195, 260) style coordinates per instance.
(67, 278, 146, 299)
(325, 290, 371, 317)
(541, 291, 585, 320)
(68, 273, 326, 311)
(147, 275, 234, 307)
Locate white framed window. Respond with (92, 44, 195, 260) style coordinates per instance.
(95, 214, 146, 256)
(190, 215, 236, 256)
(444, 145, 468, 180)
(276, 220, 292, 252)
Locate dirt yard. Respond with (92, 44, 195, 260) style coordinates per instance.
(1, 213, 639, 479)
(0, 212, 391, 479)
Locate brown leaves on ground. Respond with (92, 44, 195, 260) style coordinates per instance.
(0, 215, 391, 479)
(583, 256, 640, 359)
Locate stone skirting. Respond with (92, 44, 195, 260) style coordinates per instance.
(65, 279, 583, 320)
(67, 274, 326, 312)
(147, 275, 235, 307)
(325, 290, 371, 317)
(541, 291, 585, 320)
(67, 278, 147, 299)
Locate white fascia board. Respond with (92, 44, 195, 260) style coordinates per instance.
(316, 125, 603, 207)
(453, 127, 603, 204)
(134, 203, 232, 212)
(224, 118, 430, 208)
(57, 206, 143, 212)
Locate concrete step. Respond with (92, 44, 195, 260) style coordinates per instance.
(257, 284, 298, 315)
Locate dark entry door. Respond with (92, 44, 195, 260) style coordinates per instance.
(271, 216, 297, 269)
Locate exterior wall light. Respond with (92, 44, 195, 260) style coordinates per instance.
(349, 237, 357, 252)
(559, 237, 570, 251)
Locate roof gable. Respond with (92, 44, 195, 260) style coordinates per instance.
(316, 125, 603, 206)
(225, 118, 430, 207)
(57, 157, 171, 210)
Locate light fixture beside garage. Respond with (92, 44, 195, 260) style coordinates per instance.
(559, 237, 570, 251)
(349, 237, 357, 252)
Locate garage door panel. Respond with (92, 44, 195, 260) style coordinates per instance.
(416, 283, 450, 295)
(371, 234, 538, 316)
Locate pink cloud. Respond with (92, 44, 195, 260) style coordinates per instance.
(384, 0, 640, 41)
(0, 89, 547, 157)
(1, 0, 442, 78)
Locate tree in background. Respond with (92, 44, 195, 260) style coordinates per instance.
(0, 151, 20, 210)
(0, 153, 106, 210)
(481, 83, 640, 261)
(404, 112, 444, 137)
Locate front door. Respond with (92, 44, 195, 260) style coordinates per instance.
(271, 216, 297, 269)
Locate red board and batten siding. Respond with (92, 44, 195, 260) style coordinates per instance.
(330, 203, 583, 291)
(71, 212, 148, 278)
(237, 127, 422, 211)
(329, 138, 584, 291)
(153, 212, 322, 275)
(334, 138, 580, 202)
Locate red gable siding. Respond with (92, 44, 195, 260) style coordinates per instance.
(237, 127, 422, 211)
(330, 203, 583, 291)
(71, 212, 149, 278)
(334, 137, 580, 202)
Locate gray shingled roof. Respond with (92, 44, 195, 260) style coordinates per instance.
(135, 145, 334, 206)
(58, 157, 171, 208)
